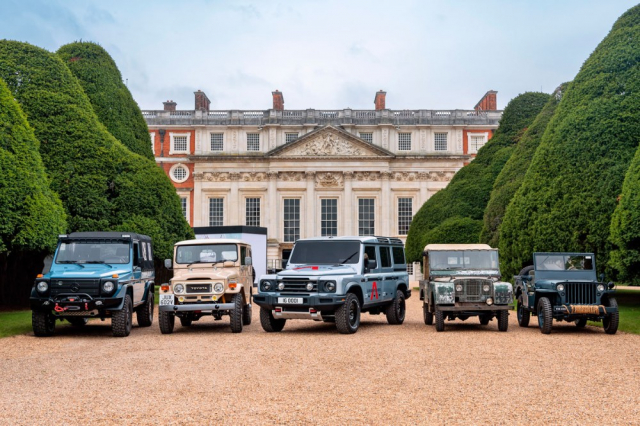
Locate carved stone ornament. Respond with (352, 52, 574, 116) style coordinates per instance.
(193, 172, 204, 181)
(241, 172, 266, 182)
(199, 172, 230, 182)
(267, 171, 278, 180)
(229, 172, 241, 181)
(343, 171, 355, 180)
(426, 171, 455, 182)
(283, 131, 366, 157)
(354, 171, 379, 181)
(279, 172, 305, 182)
(316, 172, 344, 188)
(393, 172, 418, 182)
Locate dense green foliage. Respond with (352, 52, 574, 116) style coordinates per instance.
(0, 40, 193, 259)
(57, 42, 154, 160)
(405, 92, 550, 261)
(499, 5, 640, 278)
(421, 217, 483, 248)
(0, 79, 66, 253)
(480, 84, 566, 248)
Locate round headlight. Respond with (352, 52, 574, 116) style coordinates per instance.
(102, 281, 115, 293)
(325, 281, 336, 292)
(597, 284, 605, 292)
(456, 284, 463, 292)
(36, 281, 48, 293)
(483, 284, 491, 292)
(261, 281, 272, 291)
(486, 298, 493, 306)
(557, 284, 565, 292)
(214, 282, 224, 293)
(278, 282, 285, 291)
(306, 283, 314, 291)
(174, 283, 185, 294)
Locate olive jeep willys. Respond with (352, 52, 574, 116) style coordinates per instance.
(158, 239, 255, 334)
(514, 252, 618, 335)
(419, 244, 513, 332)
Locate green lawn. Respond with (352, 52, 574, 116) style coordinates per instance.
(588, 289, 640, 334)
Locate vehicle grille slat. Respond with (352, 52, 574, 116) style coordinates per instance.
(50, 279, 100, 296)
(186, 284, 212, 294)
(565, 282, 597, 304)
(279, 279, 317, 293)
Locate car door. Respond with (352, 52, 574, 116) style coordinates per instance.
(378, 245, 394, 302)
(362, 245, 382, 306)
(132, 241, 143, 304)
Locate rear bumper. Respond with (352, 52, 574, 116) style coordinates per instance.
(253, 294, 345, 311)
(159, 302, 235, 312)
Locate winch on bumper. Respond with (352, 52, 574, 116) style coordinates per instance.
(252, 294, 346, 319)
(31, 293, 124, 313)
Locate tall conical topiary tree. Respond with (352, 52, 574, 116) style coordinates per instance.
(405, 92, 550, 262)
(499, 4, 640, 278)
(0, 78, 67, 305)
(480, 84, 567, 248)
(0, 40, 193, 262)
(56, 42, 154, 160)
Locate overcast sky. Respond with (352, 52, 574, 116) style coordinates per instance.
(1, 1, 637, 111)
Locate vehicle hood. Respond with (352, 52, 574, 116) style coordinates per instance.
(46, 264, 132, 279)
(279, 264, 358, 277)
(172, 267, 237, 281)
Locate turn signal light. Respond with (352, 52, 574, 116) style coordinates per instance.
(37, 274, 43, 278)
(161, 285, 170, 292)
(229, 283, 237, 289)
(112, 274, 119, 278)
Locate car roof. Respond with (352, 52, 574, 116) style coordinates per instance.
(174, 238, 248, 246)
(534, 252, 595, 256)
(424, 244, 494, 251)
(64, 232, 151, 241)
(296, 236, 404, 245)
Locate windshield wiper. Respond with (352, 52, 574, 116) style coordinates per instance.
(85, 261, 113, 269)
(186, 260, 231, 268)
(334, 251, 359, 266)
(57, 261, 85, 268)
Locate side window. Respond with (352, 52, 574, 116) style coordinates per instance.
(380, 246, 391, 268)
(147, 243, 153, 260)
(133, 242, 140, 267)
(240, 246, 247, 265)
(141, 242, 147, 261)
(364, 246, 377, 269)
(392, 247, 406, 266)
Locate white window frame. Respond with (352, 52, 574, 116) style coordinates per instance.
(282, 197, 302, 242)
(468, 132, 489, 154)
(434, 132, 448, 152)
(397, 197, 413, 236)
(169, 132, 190, 155)
(208, 197, 225, 227)
(285, 133, 299, 143)
(179, 193, 190, 224)
(359, 132, 373, 143)
(149, 132, 155, 155)
(246, 133, 260, 152)
(398, 133, 412, 151)
(210, 133, 224, 152)
(245, 197, 261, 227)
(358, 197, 376, 236)
(169, 163, 190, 183)
(320, 198, 338, 237)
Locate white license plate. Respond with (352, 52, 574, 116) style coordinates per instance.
(159, 294, 174, 306)
(277, 297, 303, 305)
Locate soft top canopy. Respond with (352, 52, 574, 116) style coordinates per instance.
(64, 232, 151, 242)
(424, 244, 493, 253)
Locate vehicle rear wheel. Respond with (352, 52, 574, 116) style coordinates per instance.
(136, 290, 154, 327)
(335, 293, 361, 334)
(32, 311, 56, 337)
(159, 310, 175, 334)
(537, 297, 553, 334)
(497, 310, 509, 332)
(385, 290, 406, 325)
(435, 309, 445, 332)
(112, 294, 133, 337)
(519, 265, 535, 276)
(230, 293, 244, 333)
(517, 295, 530, 327)
(423, 303, 433, 325)
(67, 317, 88, 327)
(479, 314, 491, 325)
(575, 318, 587, 328)
(179, 315, 193, 327)
(242, 303, 253, 325)
(603, 297, 619, 335)
(259, 307, 286, 332)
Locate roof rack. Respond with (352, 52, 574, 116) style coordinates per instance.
(375, 236, 403, 245)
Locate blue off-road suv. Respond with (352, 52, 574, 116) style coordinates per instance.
(30, 232, 156, 337)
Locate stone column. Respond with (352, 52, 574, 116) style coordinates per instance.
(229, 172, 240, 225)
(343, 171, 354, 235)
(381, 171, 392, 236)
(306, 171, 316, 238)
(267, 172, 278, 240)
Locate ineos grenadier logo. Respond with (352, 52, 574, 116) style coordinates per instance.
(71, 285, 79, 292)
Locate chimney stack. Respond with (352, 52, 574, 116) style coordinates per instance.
(474, 90, 498, 111)
(194, 90, 211, 111)
(374, 90, 386, 110)
(272, 90, 284, 111)
(163, 100, 177, 112)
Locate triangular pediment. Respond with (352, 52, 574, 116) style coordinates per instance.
(267, 125, 395, 158)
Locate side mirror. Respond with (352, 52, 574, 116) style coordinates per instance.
(164, 259, 173, 270)
(599, 273, 605, 282)
(245, 256, 252, 266)
(367, 259, 376, 269)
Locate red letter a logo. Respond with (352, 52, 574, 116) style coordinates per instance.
(371, 282, 379, 300)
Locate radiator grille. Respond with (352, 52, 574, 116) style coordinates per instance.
(455, 279, 490, 302)
(279, 278, 317, 293)
(186, 284, 212, 294)
(565, 282, 597, 305)
(50, 279, 100, 296)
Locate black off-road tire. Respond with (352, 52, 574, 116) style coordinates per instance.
(243, 303, 252, 325)
(179, 315, 193, 327)
(519, 265, 535, 276)
(537, 297, 553, 335)
(32, 311, 56, 337)
(136, 290, 154, 327)
(479, 314, 491, 325)
(385, 290, 406, 325)
(230, 293, 244, 333)
(67, 317, 88, 327)
(575, 318, 588, 328)
(497, 310, 509, 332)
(259, 307, 286, 332)
(603, 297, 619, 335)
(159, 310, 175, 334)
(112, 294, 133, 337)
(335, 293, 361, 334)
(517, 295, 530, 327)
(435, 309, 445, 332)
(423, 303, 433, 325)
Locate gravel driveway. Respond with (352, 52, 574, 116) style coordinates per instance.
(1, 295, 639, 425)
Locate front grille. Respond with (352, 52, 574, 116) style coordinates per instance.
(565, 282, 597, 305)
(50, 279, 100, 296)
(279, 279, 317, 293)
(455, 279, 490, 302)
(186, 284, 212, 294)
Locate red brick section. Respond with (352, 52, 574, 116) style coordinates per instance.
(194, 90, 210, 111)
(463, 129, 494, 155)
(163, 100, 177, 111)
(272, 90, 284, 111)
(159, 162, 194, 225)
(374, 90, 386, 110)
(474, 90, 497, 111)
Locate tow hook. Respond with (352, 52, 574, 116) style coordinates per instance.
(54, 304, 67, 313)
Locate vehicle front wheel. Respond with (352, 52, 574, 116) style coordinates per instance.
(603, 297, 619, 335)
(435, 309, 445, 332)
(537, 297, 553, 334)
(517, 296, 530, 327)
(159, 310, 175, 334)
(259, 307, 286, 332)
(230, 293, 244, 333)
(335, 293, 361, 334)
(575, 318, 587, 328)
(136, 289, 154, 327)
(67, 317, 88, 327)
(497, 310, 509, 332)
(385, 290, 406, 325)
(32, 311, 56, 337)
(423, 303, 433, 325)
(112, 294, 133, 337)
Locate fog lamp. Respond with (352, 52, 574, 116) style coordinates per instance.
(178, 296, 185, 303)
(306, 283, 314, 291)
(278, 283, 285, 291)
(486, 298, 494, 306)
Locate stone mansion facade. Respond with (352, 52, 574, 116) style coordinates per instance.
(142, 90, 502, 265)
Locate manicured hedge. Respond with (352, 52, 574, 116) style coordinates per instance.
(0, 40, 193, 261)
(405, 92, 550, 262)
(57, 42, 154, 160)
(421, 217, 483, 248)
(499, 4, 640, 278)
(480, 84, 566, 248)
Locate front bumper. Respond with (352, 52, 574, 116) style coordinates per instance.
(159, 302, 235, 312)
(253, 293, 346, 311)
(553, 304, 618, 317)
(30, 294, 123, 313)
(436, 302, 513, 312)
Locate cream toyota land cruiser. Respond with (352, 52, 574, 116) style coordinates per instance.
(158, 239, 254, 333)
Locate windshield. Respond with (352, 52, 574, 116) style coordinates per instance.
(176, 244, 238, 264)
(55, 241, 130, 264)
(429, 250, 499, 270)
(289, 241, 361, 265)
(535, 254, 593, 271)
